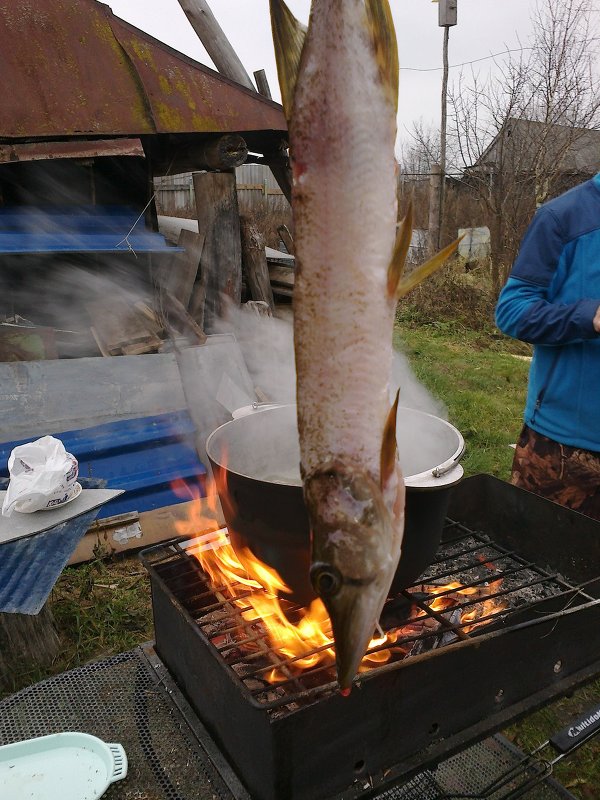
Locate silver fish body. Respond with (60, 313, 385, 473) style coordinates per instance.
(289, 1, 404, 690)
(270, 0, 455, 691)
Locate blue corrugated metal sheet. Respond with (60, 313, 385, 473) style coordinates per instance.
(0, 477, 105, 615)
(0, 206, 183, 254)
(0, 411, 207, 520)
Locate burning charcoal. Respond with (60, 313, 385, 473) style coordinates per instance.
(380, 595, 418, 628)
(200, 610, 232, 638)
(408, 614, 460, 655)
(231, 661, 259, 679)
(243, 678, 268, 692)
(437, 609, 462, 646)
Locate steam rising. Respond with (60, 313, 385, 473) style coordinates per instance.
(203, 301, 456, 484)
(215, 299, 446, 418)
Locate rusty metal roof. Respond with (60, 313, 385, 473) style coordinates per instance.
(0, 0, 286, 141)
(0, 138, 145, 164)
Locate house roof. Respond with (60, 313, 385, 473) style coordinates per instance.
(0, 0, 286, 142)
(472, 118, 600, 175)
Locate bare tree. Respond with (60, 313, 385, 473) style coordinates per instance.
(448, 0, 600, 292)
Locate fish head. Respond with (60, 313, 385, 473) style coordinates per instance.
(304, 461, 397, 691)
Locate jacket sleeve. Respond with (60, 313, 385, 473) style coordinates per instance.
(495, 205, 600, 345)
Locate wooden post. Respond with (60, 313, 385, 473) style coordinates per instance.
(428, 164, 442, 257)
(254, 69, 272, 100)
(240, 217, 275, 313)
(177, 0, 255, 90)
(193, 171, 242, 331)
(0, 606, 61, 691)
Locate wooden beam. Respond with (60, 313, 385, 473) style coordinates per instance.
(177, 0, 255, 90)
(198, 134, 248, 171)
(240, 217, 275, 313)
(254, 69, 272, 99)
(193, 171, 242, 330)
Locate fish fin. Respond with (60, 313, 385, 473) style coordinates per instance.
(269, 0, 307, 122)
(380, 390, 400, 491)
(365, 0, 399, 112)
(387, 202, 414, 297)
(396, 236, 464, 300)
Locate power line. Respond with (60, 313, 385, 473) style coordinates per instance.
(400, 46, 533, 73)
(400, 36, 600, 73)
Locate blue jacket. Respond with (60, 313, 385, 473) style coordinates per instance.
(495, 174, 600, 451)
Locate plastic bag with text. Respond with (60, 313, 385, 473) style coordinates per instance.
(1, 436, 79, 517)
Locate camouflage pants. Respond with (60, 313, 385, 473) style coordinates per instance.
(511, 425, 600, 521)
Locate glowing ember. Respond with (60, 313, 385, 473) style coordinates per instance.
(172, 477, 508, 685)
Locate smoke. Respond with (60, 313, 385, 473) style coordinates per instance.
(213, 300, 296, 406)
(198, 300, 456, 483)
(215, 299, 446, 419)
(390, 348, 447, 420)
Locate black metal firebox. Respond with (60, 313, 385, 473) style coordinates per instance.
(141, 475, 600, 800)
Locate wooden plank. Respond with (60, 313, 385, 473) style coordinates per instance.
(161, 291, 207, 344)
(156, 228, 205, 310)
(268, 264, 295, 288)
(193, 171, 242, 330)
(68, 498, 225, 564)
(240, 217, 275, 312)
(254, 69, 273, 99)
(277, 225, 295, 255)
(120, 339, 161, 355)
(86, 297, 164, 355)
(271, 289, 294, 300)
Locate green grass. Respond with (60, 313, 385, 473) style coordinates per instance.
(395, 323, 530, 479)
(4, 320, 599, 798)
(2, 556, 154, 698)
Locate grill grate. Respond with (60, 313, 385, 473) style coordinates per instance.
(0, 650, 235, 800)
(143, 518, 584, 714)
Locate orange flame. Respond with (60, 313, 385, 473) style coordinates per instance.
(171, 474, 507, 685)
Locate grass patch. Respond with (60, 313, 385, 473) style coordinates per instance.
(395, 323, 530, 479)
(3, 555, 154, 698)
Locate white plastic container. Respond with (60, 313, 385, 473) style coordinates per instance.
(0, 732, 127, 800)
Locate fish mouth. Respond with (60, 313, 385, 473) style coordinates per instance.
(324, 582, 388, 691)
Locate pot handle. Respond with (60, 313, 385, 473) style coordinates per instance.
(431, 442, 466, 478)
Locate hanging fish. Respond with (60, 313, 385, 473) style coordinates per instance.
(270, 0, 459, 691)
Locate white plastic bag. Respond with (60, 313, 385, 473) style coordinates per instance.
(2, 436, 79, 517)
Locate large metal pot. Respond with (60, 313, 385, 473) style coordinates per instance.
(206, 404, 464, 605)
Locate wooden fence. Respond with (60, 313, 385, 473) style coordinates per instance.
(154, 164, 289, 220)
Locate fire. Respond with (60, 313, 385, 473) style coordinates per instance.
(171, 475, 398, 682)
(171, 475, 507, 685)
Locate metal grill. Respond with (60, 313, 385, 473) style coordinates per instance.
(142, 518, 581, 712)
(0, 649, 235, 800)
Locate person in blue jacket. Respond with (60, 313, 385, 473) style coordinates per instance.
(495, 174, 600, 518)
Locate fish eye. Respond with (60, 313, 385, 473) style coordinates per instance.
(310, 563, 342, 597)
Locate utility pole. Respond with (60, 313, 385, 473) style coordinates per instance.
(437, 0, 457, 250)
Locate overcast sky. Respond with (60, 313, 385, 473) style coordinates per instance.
(106, 1, 597, 144)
